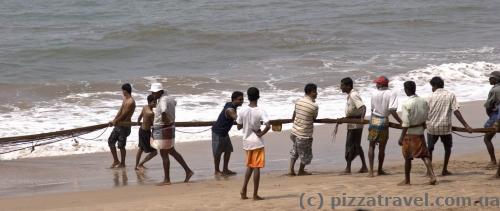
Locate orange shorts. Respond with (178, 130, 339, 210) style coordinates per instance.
(246, 148, 265, 168)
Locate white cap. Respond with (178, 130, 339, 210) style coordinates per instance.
(148, 83, 164, 92)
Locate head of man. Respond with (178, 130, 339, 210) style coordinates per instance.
(247, 87, 260, 102)
(231, 91, 244, 107)
(374, 76, 389, 89)
(147, 94, 157, 108)
(340, 77, 354, 93)
(489, 71, 500, 85)
(121, 83, 132, 97)
(148, 83, 164, 99)
(304, 83, 318, 100)
(404, 81, 416, 97)
(429, 76, 444, 92)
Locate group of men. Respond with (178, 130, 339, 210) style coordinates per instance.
(105, 71, 500, 199)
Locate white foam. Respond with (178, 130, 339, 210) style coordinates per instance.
(1, 62, 498, 160)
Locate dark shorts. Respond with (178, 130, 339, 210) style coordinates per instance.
(212, 132, 233, 157)
(427, 133, 452, 151)
(108, 126, 131, 149)
(138, 128, 157, 153)
(345, 129, 363, 161)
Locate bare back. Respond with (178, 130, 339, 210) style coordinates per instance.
(141, 105, 154, 130)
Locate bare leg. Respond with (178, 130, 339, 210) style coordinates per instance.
(135, 148, 143, 170)
(138, 150, 158, 168)
(213, 151, 222, 175)
(297, 163, 311, 176)
(368, 142, 376, 177)
(241, 167, 253, 199)
(484, 133, 497, 167)
(157, 149, 171, 186)
(169, 148, 194, 182)
(377, 142, 388, 175)
(426, 149, 433, 177)
(222, 152, 236, 175)
(109, 146, 120, 168)
(398, 159, 411, 186)
(358, 147, 368, 173)
(442, 147, 452, 176)
(495, 162, 500, 178)
(253, 168, 263, 200)
(117, 147, 126, 168)
(423, 158, 437, 185)
(343, 158, 353, 174)
(288, 158, 297, 176)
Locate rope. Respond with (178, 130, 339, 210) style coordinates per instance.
(73, 127, 109, 141)
(175, 127, 212, 134)
(452, 131, 485, 139)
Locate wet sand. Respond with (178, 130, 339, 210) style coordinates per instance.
(2, 101, 500, 210)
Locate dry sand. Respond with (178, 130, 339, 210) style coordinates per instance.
(2, 101, 500, 210)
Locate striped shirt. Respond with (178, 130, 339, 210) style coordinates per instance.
(291, 96, 319, 139)
(426, 88, 460, 135)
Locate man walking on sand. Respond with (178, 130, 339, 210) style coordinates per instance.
(398, 81, 436, 186)
(108, 83, 136, 168)
(340, 77, 368, 174)
(426, 76, 473, 176)
(135, 94, 158, 171)
(212, 91, 244, 176)
(237, 87, 270, 200)
(149, 83, 194, 185)
(368, 76, 402, 177)
(289, 83, 319, 176)
(484, 71, 500, 168)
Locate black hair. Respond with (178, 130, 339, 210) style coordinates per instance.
(231, 91, 244, 101)
(147, 94, 156, 103)
(404, 81, 416, 95)
(247, 87, 260, 101)
(121, 83, 132, 94)
(341, 77, 353, 87)
(429, 76, 444, 88)
(304, 83, 317, 95)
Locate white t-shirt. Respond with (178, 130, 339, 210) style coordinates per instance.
(153, 95, 176, 126)
(236, 105, 270, 150)
(371, 88, 398, 117)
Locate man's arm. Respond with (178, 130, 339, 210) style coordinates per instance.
(255, 122, 271, 138)
(226, 108, 237, 120)
(390, 109, 402, 124)
(112, 102, 133, 125)
(454, 110, 473, 133)
(137, 109, 143, 124)
(398, 127, 408, 146)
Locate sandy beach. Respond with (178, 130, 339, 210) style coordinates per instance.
(2, 100, 500, 210)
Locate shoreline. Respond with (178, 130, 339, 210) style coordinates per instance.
(2, 100, 500, 210)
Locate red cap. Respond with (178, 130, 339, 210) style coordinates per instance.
(373, 76, 389, 85)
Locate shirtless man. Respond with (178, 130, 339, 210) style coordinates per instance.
(108, 83, 136, 168)
(135, 94, 158, 171)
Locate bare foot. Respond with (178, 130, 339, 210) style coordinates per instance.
(486, 162, 497, 169)
(341, 168, 351, 175)
(429, 179, 437, 185)
(253, 195, 264, 201)
(240, 192, 248, 200)
(214, 171, 223, 176)
(377, 170, 390, 176)
(397, 180, 410, 186)
(109, 161, 120, 169)
(367, 172, 375, 178)
(358, 167, 368, 173)
(222, 170, 237, 176)
(287, 171, 296, 176)
(297, 170, 312, 176)
(441, 170, 452, 176)
(184, 171, 194, 183)
(156, 181, 171, 186)
(117, 163, 126, 168)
